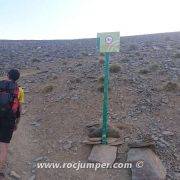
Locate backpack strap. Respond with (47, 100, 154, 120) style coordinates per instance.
(11, 84, 20, 114)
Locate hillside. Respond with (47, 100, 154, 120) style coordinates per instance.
(0, 32, 180, 180)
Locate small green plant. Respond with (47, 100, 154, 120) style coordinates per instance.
(98, 85, 104, 92)
(121, 58, 129, 63)
(31, 58, 41, 63)
(70, 77, 81, 84)
(62, 61, 67, 65)
(42, 85, 54, 93)
(163, 82, 179, 92)
(97, 85, 110, 93)
(174, 53, 180, 58)
(110, 64, 121, 73)
(52, 75, 58, 80)
(149, 63, 160, 71)
(129, 44, 137, 51)
(135, 52, 140, 56)
(97, 76, 104, 84)
(139, 68, 150, 74)
(139, 63, 160, 75)
(81, 52, 89, 56)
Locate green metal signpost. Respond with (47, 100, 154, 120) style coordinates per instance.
(97, 32, 120, 144)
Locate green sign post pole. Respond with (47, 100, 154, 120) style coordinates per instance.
(97, 32, 120, 145)
(102, 52, 110, 144)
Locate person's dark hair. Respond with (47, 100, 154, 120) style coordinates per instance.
(8, 69, 20, 81)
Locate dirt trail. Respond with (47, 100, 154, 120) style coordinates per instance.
(7, 94, 42, 179)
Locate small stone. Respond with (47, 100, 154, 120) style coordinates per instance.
(33, 156, 44, 162)
(161, 97, 169, 104)
(27, 162, 32, 165)
(174, 153, 180, 161)
(30, 122, 40, 127)
(29, 175, 36, 180)
(32, 140, 38, 143)
(159, 138, 170, 147)
(9, 171, 21, 179)
(162, 131, 174, 136)
(175, 173, 180, 180)
(22, 109, 27, 115)
(157, 141, 167, 148)
(124, 137, 130, 142)
(63, 141, 73, 150)
(8, 149, 13, 155)
(151, 135, 159, 141)
(31, 163, 37, 169)
(166, 174, 174, 180)
(31, 169, 36, 174)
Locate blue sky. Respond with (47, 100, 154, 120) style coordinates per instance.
(0, 0, 180, 40)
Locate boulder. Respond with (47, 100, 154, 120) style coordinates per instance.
(88, 145, 117, 165)
(127, 148, 166, 180)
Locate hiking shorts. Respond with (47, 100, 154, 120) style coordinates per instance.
(0, 109, 16, 143)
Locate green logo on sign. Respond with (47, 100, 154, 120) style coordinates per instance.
(97, 32, 120, 53)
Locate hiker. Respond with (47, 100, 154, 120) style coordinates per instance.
(0, 69, 24, 178)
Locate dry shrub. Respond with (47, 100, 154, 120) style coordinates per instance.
(110, 64, 121, 73)
(97, 76, 104, 84)
(42, 85, 54, 93)
(163, 82, 179, 92)
(139, 68, 150, 74)
(174, 53, 180, 58)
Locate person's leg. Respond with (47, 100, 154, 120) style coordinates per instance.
(0, 142, 8, 164)
(0, 142, 8, 179)
(0, 111, 15, 178)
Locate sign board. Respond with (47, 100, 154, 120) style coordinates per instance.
(97, 32, 120, 53)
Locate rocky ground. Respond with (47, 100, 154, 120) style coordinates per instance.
(0, 32, 180, 180)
